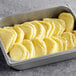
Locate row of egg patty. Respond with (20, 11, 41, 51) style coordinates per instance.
(0, 12, 76, 61)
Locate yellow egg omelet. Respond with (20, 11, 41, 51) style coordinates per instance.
(43, 18, 55, 37)
(39, 21, 52, 37)
(61, 32, 74, 49)
(19, 23, 35, 40)
(0, 29, 17, 53)
(44, 38, 59, 54)
(59, 13, 74, 32)
(51, 36, 64, 51)
(32, 38, 47, 57)
(22, 39, 35, 58)
(14, 25, 24, 43)
(9, 43, 29, 61)
(31, 21, 46, 39)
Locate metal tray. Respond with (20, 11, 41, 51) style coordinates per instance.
(0, 6, 76, 70)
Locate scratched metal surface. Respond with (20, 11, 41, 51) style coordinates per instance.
(0, 0, 76, 76)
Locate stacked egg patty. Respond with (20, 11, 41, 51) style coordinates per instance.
(0, 12, 76, 61)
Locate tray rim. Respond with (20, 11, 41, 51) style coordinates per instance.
(0, 5, 76, 67)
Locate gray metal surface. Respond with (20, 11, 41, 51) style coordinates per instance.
(0, 0, 76, 76)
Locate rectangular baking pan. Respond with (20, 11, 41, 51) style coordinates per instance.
(0, 6, 76, 70)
